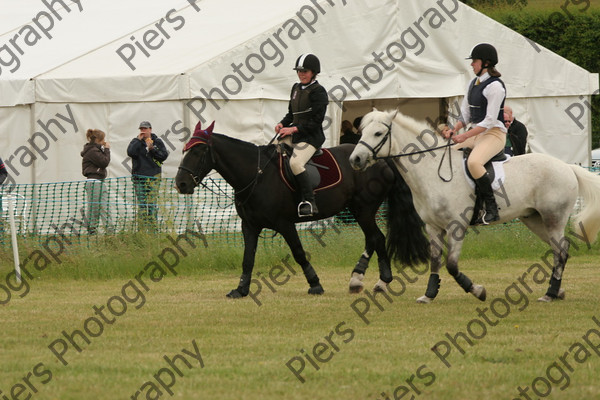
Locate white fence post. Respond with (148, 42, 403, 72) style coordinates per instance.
(7, 196, 21, 283)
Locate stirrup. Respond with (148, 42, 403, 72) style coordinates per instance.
(298, 201, 315, 217)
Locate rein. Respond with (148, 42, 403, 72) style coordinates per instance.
(179, 136, 278, 207)
(357, 122, 455, 182)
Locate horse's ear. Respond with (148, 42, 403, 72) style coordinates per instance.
(372, 107, 379, 112)
(193, 120, 203, 136)
(206, 121, 215, 134)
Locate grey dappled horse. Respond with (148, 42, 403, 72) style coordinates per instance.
(350, 108, 600, 303)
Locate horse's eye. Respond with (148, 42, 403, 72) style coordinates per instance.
(374, 131, 383, 137)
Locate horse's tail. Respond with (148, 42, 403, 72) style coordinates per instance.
(570, 165, 600, 244)
(385, 160, 430, 266)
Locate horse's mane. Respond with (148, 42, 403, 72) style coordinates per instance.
(212, 132, 279, 160)
(396, 113, 439, 137)
(363, 110, 444, 138)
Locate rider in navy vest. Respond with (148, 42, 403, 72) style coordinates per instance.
(275, 53, 328, 217)
(444, 43, 507, 225)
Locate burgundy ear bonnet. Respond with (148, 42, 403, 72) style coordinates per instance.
(183, 121, 215, 152)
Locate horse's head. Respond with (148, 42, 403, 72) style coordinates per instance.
(175, 120, 215, 194)
(349, 108, 397, 170)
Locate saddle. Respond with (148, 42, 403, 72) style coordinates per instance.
(461, 148, 510, 225)
(462, 148, 508, 189)
(278, 144, 343, 193)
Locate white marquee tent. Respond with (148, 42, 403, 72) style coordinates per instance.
(0, 0, 598, 185)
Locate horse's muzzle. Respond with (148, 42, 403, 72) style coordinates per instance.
(349, 154, 367, 171)
(175, 181, 194, 194)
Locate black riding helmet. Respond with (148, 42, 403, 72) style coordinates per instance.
(466, 43, 498, 68)
(293, 53, 320, 74)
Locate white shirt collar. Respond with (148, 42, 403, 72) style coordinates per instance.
(478, 72, 491, 82)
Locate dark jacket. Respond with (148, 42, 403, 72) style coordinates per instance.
(127, 133, 169, 177)
(81, 143, 110, 180)
(280, 80, 328, 149)
(0, 157, 7, 185)
(340, 129, 360, 145)
(508, 118, 528, 156)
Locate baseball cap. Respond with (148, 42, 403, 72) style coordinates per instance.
(139, 121, 152, 129)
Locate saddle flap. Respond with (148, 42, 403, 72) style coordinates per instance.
(279, 148, 343, 192)
(461, 148, 510, 191)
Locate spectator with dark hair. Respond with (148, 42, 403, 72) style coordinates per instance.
(353, 116, 363, 134)
(81, 129, 112, 234)
(0, 158, 6, 186)
(340, 119, 360, 145)
(0, 157, 7, 242)
(504, 105, 528, 156)
(127, 121, 169, 230)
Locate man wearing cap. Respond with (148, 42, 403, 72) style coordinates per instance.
(127, 121, 169, 229)
(443, 43, 507, 225)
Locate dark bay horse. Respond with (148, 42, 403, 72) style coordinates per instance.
(176, 121, 429, 298)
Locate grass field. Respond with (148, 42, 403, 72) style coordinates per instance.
(1, 223, 600, 399)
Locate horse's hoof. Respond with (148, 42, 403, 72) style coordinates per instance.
(373, 279, 388, 293)
(416, 295, 433, 304)
(349, 273, 365, 293)
(470, 284, 486, 301)
(538, 289, 566, 303)
(537, 295, 552, 303)
(308, 285, 324, 295)
(226, 289, 245, 299)
(349, 285, 364, 294)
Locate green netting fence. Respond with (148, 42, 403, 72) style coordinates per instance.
(1, 168, 598, 248)
(0, 176, 375, 247)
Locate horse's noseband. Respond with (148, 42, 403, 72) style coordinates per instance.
(178, 141, 213, 187)
(177, 164, 201, 186)
(357, 122, 392, 160)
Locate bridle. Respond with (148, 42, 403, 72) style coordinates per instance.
(177, 136, 278, 206)
(177, 164, 202, 187)
(357, 120, 456, 182)
(178, 137, 214, 188)
(356, 121, 393, 161)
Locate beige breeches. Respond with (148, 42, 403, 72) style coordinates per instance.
(457, 127, 506, 179)
(278, 137, 317, 175)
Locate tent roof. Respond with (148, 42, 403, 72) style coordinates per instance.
(0, 0, 192, 105)
(2, 0, 598, 106)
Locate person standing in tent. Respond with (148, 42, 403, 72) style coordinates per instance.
(340, 120, 360, 145)
(503, 105, 529, 156)
(275, 53, 328, 217)
(127, 121, 169, 230)
(81, 129, 113, 234)
(444, 43, 507, 225)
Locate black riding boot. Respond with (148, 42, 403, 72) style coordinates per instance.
(295, 171, 318, 217)
(473, 172, 499, 225)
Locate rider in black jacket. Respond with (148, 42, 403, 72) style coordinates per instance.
(275, 54, 328, 217)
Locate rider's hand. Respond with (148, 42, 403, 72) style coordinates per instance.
(279, 127, 296, 137)
(451, 133, 466, 144)
(275, 123, 283, 134)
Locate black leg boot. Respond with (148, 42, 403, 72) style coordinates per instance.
(473, 172, 499, 225)
(295, 171, 318, 217)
